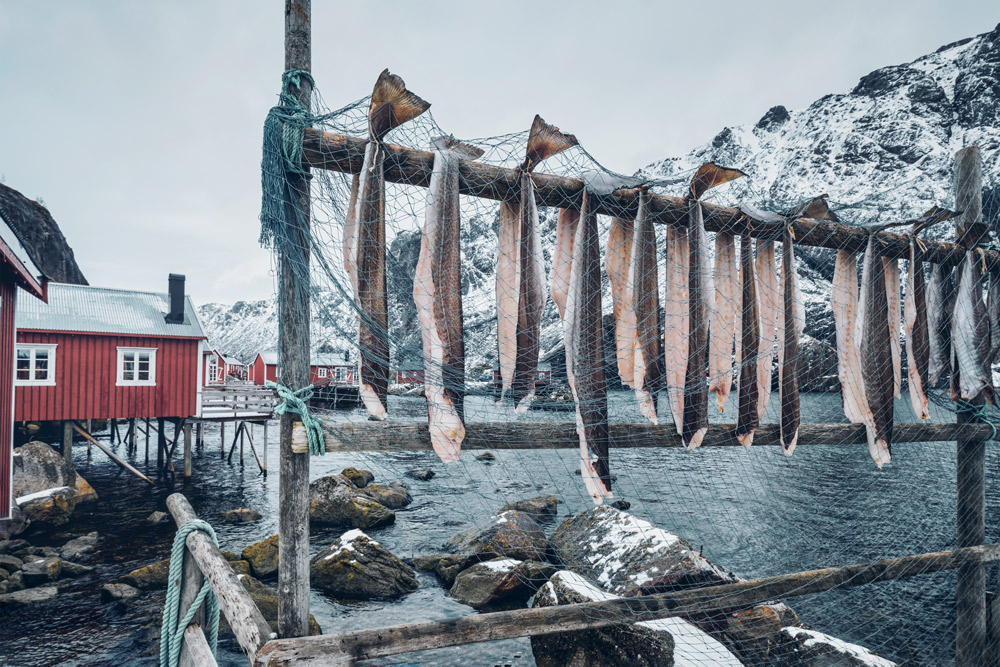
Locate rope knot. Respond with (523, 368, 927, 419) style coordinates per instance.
(160, 519, 220, 667)
(267, 381, 326, 456)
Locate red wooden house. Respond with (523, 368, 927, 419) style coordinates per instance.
(395, 360, 425, 385)
(0, 217, 47, 522)
(250, 350, 354, 386)
(14, 275, 206, 424)
(203, 349, 225, 385)
(222, 355, 248, 381)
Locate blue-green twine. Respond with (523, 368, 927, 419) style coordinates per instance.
(954, 398, 1000, 440)
(267, 381, 326, 456)
(159, 519, 221, 667)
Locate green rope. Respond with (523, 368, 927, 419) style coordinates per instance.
(267, 380, 326, 456)
(159, 519, 221, 667)
(953, 398, 1000, 440)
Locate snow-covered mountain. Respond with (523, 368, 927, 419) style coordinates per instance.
(200, 23, 1000, 377)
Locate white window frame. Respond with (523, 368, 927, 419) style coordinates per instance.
(14, 344, 57, 386)
(208, 355, 219, 383)
(117, 347, 157, 387)
(335, 366, 347, 382)
(318, 367, 327, 378)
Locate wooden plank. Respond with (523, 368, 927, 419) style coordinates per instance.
(178, 511, 206, 667)
(180, 625, 219, 667)
(254, 544, 1000, 666)
(166, 493, 274, 659)
(300, 129, 1000, 270)
(72, 423, 153, 484)
(278, 0, 313, 640)
(308, 420, 996, 454)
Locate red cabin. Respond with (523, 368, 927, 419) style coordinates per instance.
(14, 275, 206, 424)
(491, 362, 552, 388)
(250, 350, 354, 386)
(0, 215, 47, 522)
(203, 349, 225, 386)
(395, 361, 425, 385)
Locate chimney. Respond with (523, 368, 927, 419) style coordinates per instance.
(166, 273, 186, 324)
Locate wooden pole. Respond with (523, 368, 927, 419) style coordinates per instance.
(145, 417, 150, 463)
(955, 145, 988, 667)
(177, 507, 206, 667)
(61, 421, 73, 471)
(262, 422, 268, 474)
(279, 0, 312, 638)
(220, 422, 226, 456)
(255, 544, 1000, 666)
(72, 423, 153, 484)
(157, 417, 165, 470)
(183, 423, 193, 479)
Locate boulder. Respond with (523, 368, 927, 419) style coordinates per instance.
(60, 560, 94, 578)
(360, 482, 412, 509)
(499, 495, 558, 520)
(549, 506, 736, 596)
(101, 582, 140, 602)
(449, 558, 555, 610)
(223, 509, 263, 524)
(310, 529, 418, 599)
(222, 574, 322, 636)
(309, 480, 395, 530)
(531, 570, 743, 667)
(228, 560, 252, 576)
(0, 539, 28, 555)
(405, 469, 435, 481)
(445, 511, 550, 562)
(0, 505, 29, 538)
(411, 553, 475, 587)
(0, 585, 57, 606)
(11, 441, 96, 504)
(241, 534, 279, 578)
(0, 554, 22, 571)
(609, 499, 631, 511)
(146, 511, 171, 526)
(776, 627, 897, 666)
(60, 532, 99, 561)
(341, 467, 375, 488)
(22, 557, 62, 586)
(118, 558, 171, 590)
(0, 571, 24, 594)
(724, 603, 799, 664)
(476, 451, 496, 462)
(15, 487, 77, 526)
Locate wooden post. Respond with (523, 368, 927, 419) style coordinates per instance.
(145, 417, 150, 463)
(197, 422, 203, 447)
(278, 0, 312, 639)
(183, 423, 192, 478)
(177, 517, 206, 667)
(956, 145, 987, 667)
(220, 422, 225, 456)
(61, 421, 73, 470)
(157, 417, 166, 470)
(262, 422, 268, 473)
(240, 422, 245, 464)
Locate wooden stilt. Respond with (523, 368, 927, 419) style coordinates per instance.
(145, 418, 150, 463)
(157, 417, 166, 470)
(262, 422, 268, 474)
(110, 418, 117, 445)
(72, 423, 153, 484)
(61, 420, 73, 471)
(183, 423, 192, 479)
(240, 423, 245, 464)
(220, 422, 226, 457)
(197, 422, 203, 447)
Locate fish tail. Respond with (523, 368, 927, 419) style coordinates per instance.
(368, 69, 431, 139)
(524, 115, 578, 169)
(781, 431, 798, 457)
(360, 384, 388, 420)
(689, 162, 745, 200)
(635, 387, 658, 425)
(736, 430, 754, 448)
(431, 135, 485, 159)
(428, 403, 465, 463)
(787, 194, 839, 222)
(515, 389, 536, 413)
(685, 427, 707, 450)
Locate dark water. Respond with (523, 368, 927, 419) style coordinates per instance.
(1, 391, 997, 666)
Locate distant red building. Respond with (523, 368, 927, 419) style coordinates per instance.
(14, 275, 206, 423)
(0, 216, 47, 522)
(395, 361, 425, 385)
(203, 349, 248, 385)
(249, 350, 354, 386)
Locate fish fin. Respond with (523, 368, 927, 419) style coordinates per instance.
(515, 390, 536, 413)
(781, 430, 798, 456)
(360, 384, 388, 420)
(689, 162, 745, 200)
(635, 388, 658, 425)
(368, 69, 431, 139)
(786, 194, 839, 221)
(431, 135, 485, 159)
(524, 115, 578, 169)
(736, 430, 754, 448)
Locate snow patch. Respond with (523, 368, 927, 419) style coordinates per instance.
(783, 627, 897, 667)
(15, 486, 72, 505)
(478, 558, 520, 572)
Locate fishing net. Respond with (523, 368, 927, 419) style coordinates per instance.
(256, 69, 1000, 666)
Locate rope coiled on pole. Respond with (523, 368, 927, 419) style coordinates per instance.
(159, 519, 221, 667)
(267, 380, 326, 456)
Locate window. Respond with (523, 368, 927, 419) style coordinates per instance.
(318, 367, 327, 378)
(335, 366, 347, 382)
(15, 345, 56, 386)
(208, 356, 219, 383)
(117, 347, 157, 386)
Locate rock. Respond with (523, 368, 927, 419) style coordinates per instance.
(0, 571, 24, 594)
(609, 499, 631, 511)
(225, 574, 322, 636)
(0, 539, 28, 555)
(531, 570, 743, 667)
(341, 467, 374, 488)
(411, 553, 475, 587)
(223, 509, 263, 524)
(449, 558, 555, 610)
(549, 506, 736, 596)
(0, 585, 57, 606)
(360, 482, 412, 509)
(241, 534, 279, 578)
(309, 480, 395, 530)
(101, 582, 140, 602)
(11, 441, 96, 505)
(219, 550, 241, 562)
(0, 554, 22, 571)
(118, 558, 171, 590)
(797, 334, 840, 392)
(21, 557, 62, 586)
(15, 486, 77, 526)
(60, 561, 94, 578)
(476, 451, 495, 462)
(0, 505, 29, 538)
(445, 511, 550, 562)
(60, 532, 98, 561)
(724, 603, 799, 664)
(405, 468, 435, 481)
(776, 626, 897, 666)
(228, 560, 252, 576)
(146, 511, 171, 526)
(310, 529, 418, 599)
(499, 495, 558, 520)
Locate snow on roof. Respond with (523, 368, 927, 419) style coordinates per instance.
(16, 282, 206, 339)
(257, 350, 350, 366)
(222, 356, 245, 366)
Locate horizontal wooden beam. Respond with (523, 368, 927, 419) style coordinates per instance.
(308, 420, 996, 454)
(253, 544, 1000, 665)
(301, 129, 999, 269)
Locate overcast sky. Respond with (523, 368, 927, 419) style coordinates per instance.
(1, 1, 996, 305)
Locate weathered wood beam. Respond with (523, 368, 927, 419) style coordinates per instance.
(180, 625, 219, 667)
(167, 493, 274, 660)
(307, 420, 996, 454)
(301, 129, 999, 269)
(253, 544, 1000, 666)
(72, 422, 153, 484)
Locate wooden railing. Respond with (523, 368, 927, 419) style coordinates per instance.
(199, 386, 276, 419)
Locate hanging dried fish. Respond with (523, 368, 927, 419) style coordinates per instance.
(857, 234, 893, 467)
(664, 223, 689, 436)
(832, 250, 870, 425)
(414, 137, 483, 462)
(755, 239, 779, 420)
(779, 227, 803, 455)
(927, 263, 954, 387)
(551, 208, 580, 321)
(735, 233, 759, 446)
(885, 258, 902, 399)
(355, 70, 430, 420)
(952, 249, 996, 404)
(709, 231, 739, 413)
(607, 216, 635, 387)
(904, 237, 930, 420)
(629, 191, 662, 424)
(342, 174, 360, 296)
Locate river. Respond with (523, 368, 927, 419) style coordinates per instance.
(1, 391, 996, 666)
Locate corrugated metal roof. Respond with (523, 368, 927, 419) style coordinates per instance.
(16, 282, 206, 338)
(257, 350, 350, 366)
